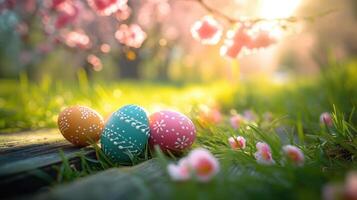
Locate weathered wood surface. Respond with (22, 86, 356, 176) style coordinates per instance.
(0, 129, 94, 176)
(0, 129, 95, 199)
(0, 130, 169, 200)
(34, 159, 170, 200)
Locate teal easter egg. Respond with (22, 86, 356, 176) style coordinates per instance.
(101, 105, 150, 164)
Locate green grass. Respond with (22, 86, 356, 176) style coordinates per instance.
(1, 59, 357, 199)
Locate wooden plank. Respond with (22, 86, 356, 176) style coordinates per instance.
(0, 129, 93, 176)
(0, 129, 64, 151)
(0, 129, 96, 199)
(34, 159, 170, 200)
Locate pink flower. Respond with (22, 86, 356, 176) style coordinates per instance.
(115, 4, 131, 20)
(51, 0, 66, 10)
(167, 158, 191, 181)
(230, 114, 244, 129)
(61, 30, 91, 49)
(87, 0, 127, 16)
(322, 171, 357, 200)
(87, 54, 103, 71)
(221, 25, 277, 58)
(255, 142, 275, 165)
(191, 16, 223, 45)
(100, 43, 111, 53)
(198, 105, 222, 124)
(115, 24, 147, 48)
(167, 148, 219, 182)
(187, 148, 220, 182)
(345, 172, 357, 200)
(282, 145, 304, 166)
(243, 110, 257, 122)
(220, 25, 252, 58)
(248, 30, 277, 49)
(228, 136, 246, 149)
(54, 1, 79, 29)
(320, 112, 333, 127)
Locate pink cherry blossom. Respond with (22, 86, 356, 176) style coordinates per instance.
(255, 142, 275, 165)
(230, 114, 244, 129)
(187, 148, 220, 182)
(220, 25, 252, 58)
(167, 158, 191, 181)
(221, 24, 277, 58)
(228, 136, 246, 150)
(248, 30, 277, 49)
(100, 43, 111, 53)
(62, 30, 91, 49)
(115, 4, 131, 21)
(87, 0, 127, 16)
(282, 145, 304, 166)
(320, 112, 333, 127)
(87, 54, 103, 71)
(115, 24, 147, 48)
(54, 1, 79, 29)
(50, 0, 66, 10)
(191, 16, 223, 45)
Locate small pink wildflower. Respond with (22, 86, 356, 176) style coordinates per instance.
(282, 145, 304, 166)
(198, 105, 222, 124)
(228, 136, 246, 150)
(191, 16, 223, 45)
(322, 171, 357, 200)
(320, 112, 333, 127)
(167, 158, 191, 181)
(167, 148, 220, 182)
(345, 171, 357, 200)
(230, 114, 244, 130)
(255, 142, 275, 165)
(187, 148, 220, 182)
(243, 110, 257, 122)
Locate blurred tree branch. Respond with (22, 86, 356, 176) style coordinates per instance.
(175, 0, 338, 25)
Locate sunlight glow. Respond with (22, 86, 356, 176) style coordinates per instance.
(259, 0, 302, 19)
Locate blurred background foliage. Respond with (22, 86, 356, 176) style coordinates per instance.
(0, 0, 356, 132)
(0, 0, 356, 82)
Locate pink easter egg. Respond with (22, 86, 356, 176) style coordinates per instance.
(149, 110, 196, 153)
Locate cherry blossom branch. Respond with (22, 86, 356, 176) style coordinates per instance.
(175, 0, 337, 25)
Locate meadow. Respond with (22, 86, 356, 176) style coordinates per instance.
(1, 59, 356, 199)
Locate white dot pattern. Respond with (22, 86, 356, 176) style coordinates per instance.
(101, 105, 149, 163)
(149, 110, 196, 153)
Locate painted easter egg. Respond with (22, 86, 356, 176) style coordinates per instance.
(101, 105, 150, 164)
(58, 106, 104, 147)
(149, 110, 196, 153)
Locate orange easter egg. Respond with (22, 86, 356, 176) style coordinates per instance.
(58, 106, 104, 147)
